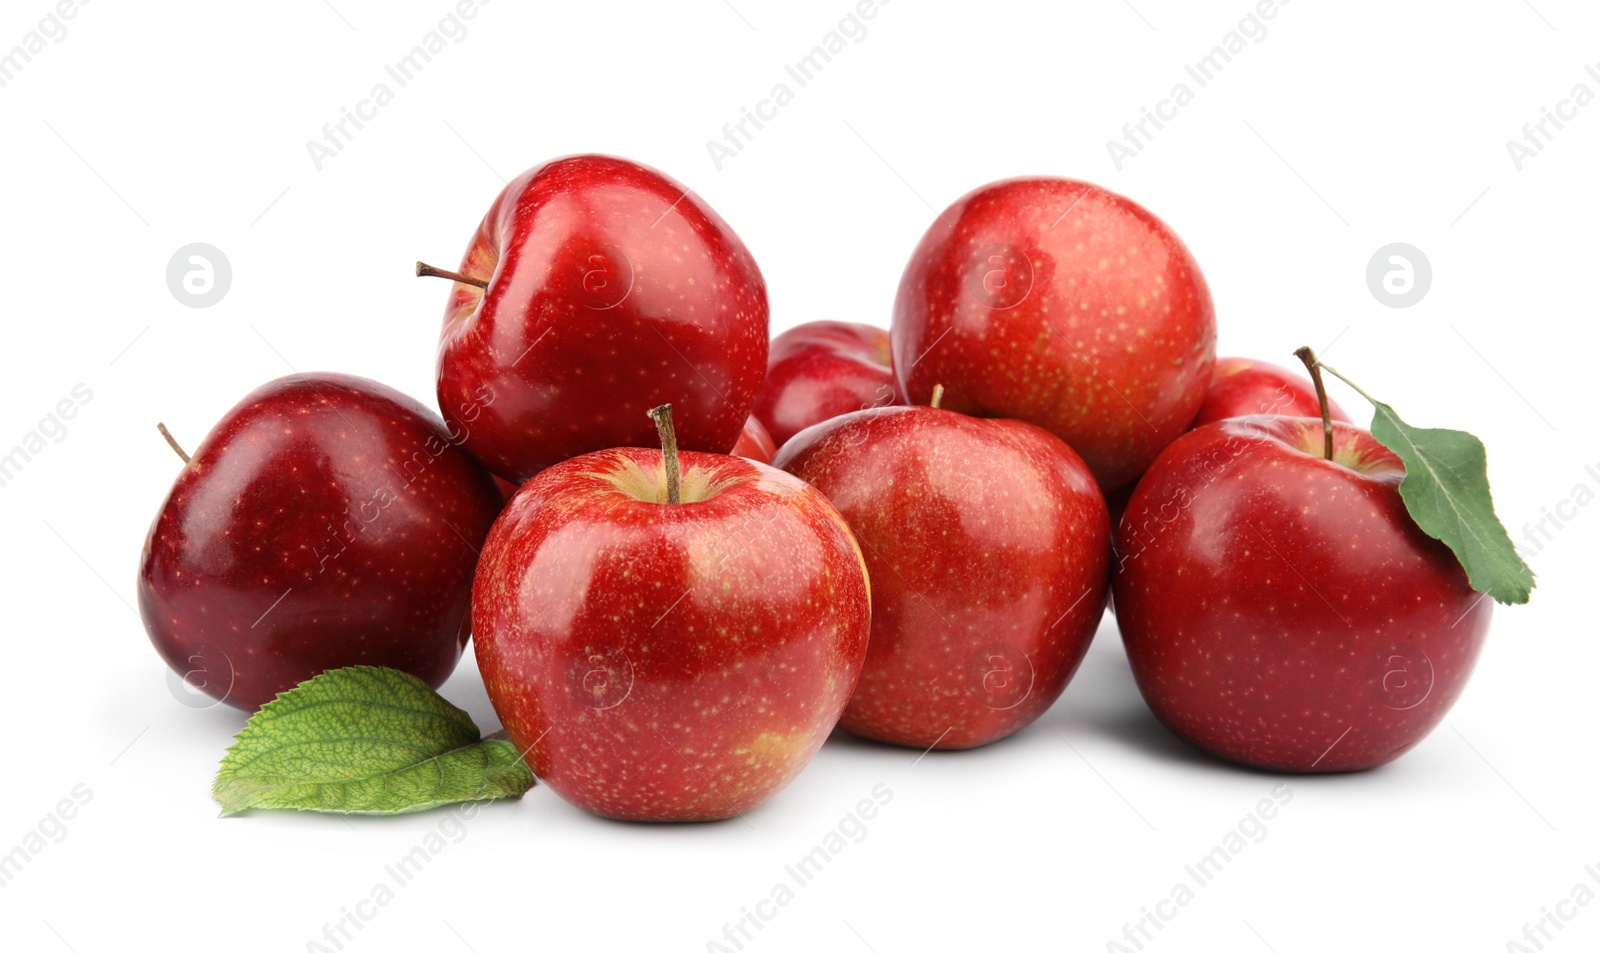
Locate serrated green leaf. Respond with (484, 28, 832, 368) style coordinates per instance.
(213, 665, 533, 816)
(1366, 401, 1536, 605)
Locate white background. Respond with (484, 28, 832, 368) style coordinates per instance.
(1, 1, 1595, 951)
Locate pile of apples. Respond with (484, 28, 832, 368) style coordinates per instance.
(138, 155, 1494, 822)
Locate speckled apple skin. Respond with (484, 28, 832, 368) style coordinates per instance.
(775, 406, 1111, 750)
(435, 154, 768, 483)
(1191, 357, 1350, 428)
(752, 321, 899, 447)
(892, 177, 1215, 492)
(730, 415, 776, 463)
(1113, 416, 1493, 772)
(138, 374, 505, 711)
(472, 449, 871, 821)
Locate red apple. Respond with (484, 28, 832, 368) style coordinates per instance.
(892, 177, 1215, 491)
(472, 434, 871, 821)
(138, 373, 504, 711)
(730, 415, 776, 463)
(752, 321, 899, 447)
(493, 474, 521, 503)
(1112, 415, 1491, 771)
(774, 405, 1110, 749)
(1192, 357, 1349, 428)
(431, 154, 768, 482)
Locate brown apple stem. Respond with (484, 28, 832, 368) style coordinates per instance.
(156, 422, 191, 465)
(647, 404, 682, 504)
(415, 261, 489, 290)
(930, 383, 945, 409)
(1293, 346, 1334, 461)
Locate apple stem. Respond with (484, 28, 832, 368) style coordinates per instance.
(646, 404, 682, 505)
(156, 422, 191, 465)
(415, 261, 489, 290)
(1293, 346, 1334, 461)
(930, 383, 945, 410)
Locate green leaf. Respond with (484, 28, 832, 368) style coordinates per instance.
(213, 666, 534, 817)
(1365, 400, 1536, 605)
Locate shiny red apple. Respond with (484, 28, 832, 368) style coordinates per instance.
(1192, 357, 1349, 428)
(138, 373, 504, 711)
(431, 154, 768, 482)
(472, 432, 871, 821)
(892, 177, 1215, 491)
(492, 474, 521, 503)
(752, 320, 899, 447)
(775, 405, 1110, 749)
(1113, 415, 1491, 771)
(730, 415, 776, 463)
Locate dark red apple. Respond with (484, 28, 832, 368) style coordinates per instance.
(730, 415, 776, 463)
(775, 405, 1110, 749)
(138, 373, 504, 711)
(1112, 415, 1491, 771)
(892, 177, 1215, 491)
(1105, 483, 1135, 537)
(752, 321, 898, 447)
(472, 433, 871, 821)
(430, 154, 768, 482)
(1192, 357, 1349, 428)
